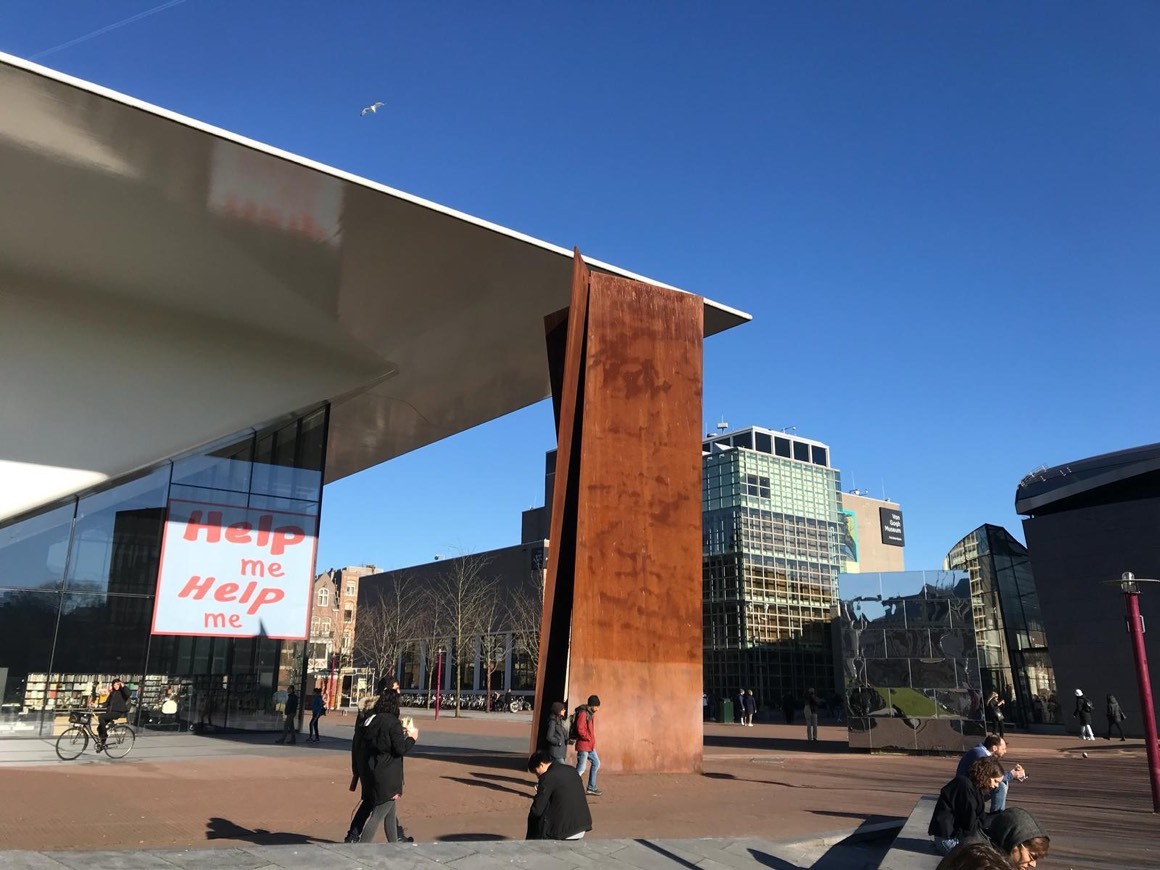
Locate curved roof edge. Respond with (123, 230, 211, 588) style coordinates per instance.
(1014, 443, 1160, 516)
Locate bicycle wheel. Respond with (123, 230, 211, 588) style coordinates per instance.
(103, 724, 136, 759)
(55, 726, 88, 761)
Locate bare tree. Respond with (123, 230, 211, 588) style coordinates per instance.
(416, 586, 446, 707)
(507, 569, 545, 682)
(433, 552, 499, 717)
(352, 572, 423, 686)
(477, 593, 511, 710)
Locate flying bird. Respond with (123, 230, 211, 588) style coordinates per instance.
(360, 101, 385, 117)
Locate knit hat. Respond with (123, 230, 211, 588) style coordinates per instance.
(1075, 688, 1083, 696)
(587, 695, 601, 707)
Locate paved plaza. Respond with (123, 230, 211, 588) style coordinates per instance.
(0, 715, 1156, 868)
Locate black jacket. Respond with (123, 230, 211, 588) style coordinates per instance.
(104, 686, 131, 716)
(526, 761, 593, 840)
(1107, 696, 1125, 722)
(284, 691, 299, 720)
(1074, 694, 1092, 725)
(357, 711, 415, 805)
(928, 775, 986, 840)
(545, 717, 570, 761)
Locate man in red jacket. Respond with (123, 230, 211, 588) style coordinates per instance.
(574, 694, 602, 796)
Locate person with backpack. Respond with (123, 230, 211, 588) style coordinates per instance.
(544, 701, 570, 763)
(574, 695, 602, 796)
(985, 692, 1006, 738)
(1074, 689, 1095, 740)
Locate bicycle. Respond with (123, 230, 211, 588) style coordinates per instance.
(55, 710, 136, 761)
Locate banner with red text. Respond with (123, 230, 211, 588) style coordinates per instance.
(152, 500, 317, 638)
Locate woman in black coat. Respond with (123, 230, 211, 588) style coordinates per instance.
(984, 692, 1006, 738)
(928, 756, 1005, 855)
(1105, 694, 1126, 741)
(544, 701, 570, 763)
(357, 691, 417, 842)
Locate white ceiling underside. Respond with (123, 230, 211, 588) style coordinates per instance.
(0, 52, 749, 524)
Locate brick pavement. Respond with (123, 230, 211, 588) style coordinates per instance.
(0, 717, 1156, 868)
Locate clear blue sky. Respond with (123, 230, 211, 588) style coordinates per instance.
(4, 2, 1157, 573)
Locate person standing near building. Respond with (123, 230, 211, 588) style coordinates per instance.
(1073, 689, 1095, 741)
(544, 701, 570, 763)
(307, 687, 325, 742)
(985, 692, 1006, 738)
(1105, 694, 1127, 741)
(743, 689, 757, 727)
(525, 750, 593, 840)
(574, 695, 602, 796)
(276, 686, 298, 745)
(736, 689, 746, 724)
(804, 688, 820, 741)
(97, 678, 131, 750)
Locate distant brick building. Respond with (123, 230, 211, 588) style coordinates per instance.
(309, 566, 375, 708)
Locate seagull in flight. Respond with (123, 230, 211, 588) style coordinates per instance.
(360, 101, 385, 117)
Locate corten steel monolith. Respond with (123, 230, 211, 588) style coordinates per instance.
(531, 251, 704, 774)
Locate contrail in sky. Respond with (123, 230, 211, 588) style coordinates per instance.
(30, 0, 188, 61)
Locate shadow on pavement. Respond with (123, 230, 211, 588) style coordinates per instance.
(205, 816, 333, 845)
(704, 734, 845, 752)
(438, 832, 508, 841)
(442, 775, 530, 798)
(637, 840, 700, 868)
(411, 749, 527, 771)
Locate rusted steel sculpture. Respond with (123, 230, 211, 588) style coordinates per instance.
(532, 251, 704, 773)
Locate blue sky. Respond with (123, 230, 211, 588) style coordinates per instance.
(4, 2, 1157, 573)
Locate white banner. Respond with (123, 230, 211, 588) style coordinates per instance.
(152, 499, 317, 639)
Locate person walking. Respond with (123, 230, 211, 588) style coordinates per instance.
(1105, 694, 1127, 741)
(1074, 689, 1095, 740)
(97, 678, 131, 750)
(544, 701, 570, 763)
(574, 695, 602, 796)
(356, 690, 417, 843)
(307, 687, 325, 742)
(804, 688, 820, 741)
(985, 692, 1006, 738)
(743, 689, 757, 727)
(275, 686, 298, 744)
(526, 750, 593, 840)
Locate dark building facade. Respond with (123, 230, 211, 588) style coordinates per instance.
(1016, 443, 1160, 738)
(837, 569, 985, 753)
(945, 524, 1056, 728)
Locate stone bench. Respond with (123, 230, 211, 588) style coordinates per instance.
(879, 795, 942, 870)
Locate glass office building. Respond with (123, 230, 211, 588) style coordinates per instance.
(702, 427, 843, 712)
(945, 524, 1056, 727)
(0, 405, 327, 738)
(837, 569, 985, 752)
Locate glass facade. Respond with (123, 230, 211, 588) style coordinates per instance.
(837, 569, 985, 753)
(702, 429, 844, 714)
(945, 525, 1056, 726)
(0, 406, 327, 738)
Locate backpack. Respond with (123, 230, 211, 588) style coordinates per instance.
(1082, 698, 1093, 714)
(567, 706, 585, 744)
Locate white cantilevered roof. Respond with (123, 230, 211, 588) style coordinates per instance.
(0, 51, 749, 523)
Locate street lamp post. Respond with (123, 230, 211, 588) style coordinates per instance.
(1105, 572, 1160, 813)
(435, 647, 444, 722)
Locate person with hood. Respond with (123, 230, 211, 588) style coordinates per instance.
(574, 695, 602, 796)
(1074, 688, 1095, 740)
(928, 756, 1005, 855)
(544, 701, 570, 763)
(1106, 694, 1127, 741)
(984, 807, 1050, 869)
(357, 689, 417, 843)
(97, 678, 131, 749)
(934, 842, 1014, 870)
(525, 750, 593, 840)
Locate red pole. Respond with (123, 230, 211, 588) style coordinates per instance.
(1124, 590, 1160, 813)
(435, 651, 443, 722)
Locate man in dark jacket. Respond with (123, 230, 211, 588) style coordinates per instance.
(275, 686, 298, 744)
(526, 751, 593, 840)
(97, 678, 131, 747)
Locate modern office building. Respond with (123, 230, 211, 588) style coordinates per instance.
(837, 569, 984, 752)
(1016, 443, 1160, 737)
(700, 426, 844, 710)
(945, 525, 1056, 727)
(0, 52, 747, 747)
(839, 490, 906, 574)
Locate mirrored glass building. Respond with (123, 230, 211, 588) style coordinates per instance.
(837, 569, 985, 752)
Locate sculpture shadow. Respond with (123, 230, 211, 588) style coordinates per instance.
(443, 775, 531, 798)
(438, 832, 508, 841)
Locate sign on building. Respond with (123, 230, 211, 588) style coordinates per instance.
(152, 500, 317, 638)
(879, 507, 905, 547)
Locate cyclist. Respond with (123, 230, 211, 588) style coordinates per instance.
(97, 678, 131, 750)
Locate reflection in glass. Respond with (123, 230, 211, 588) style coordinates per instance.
(0, 504, 74, 591)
